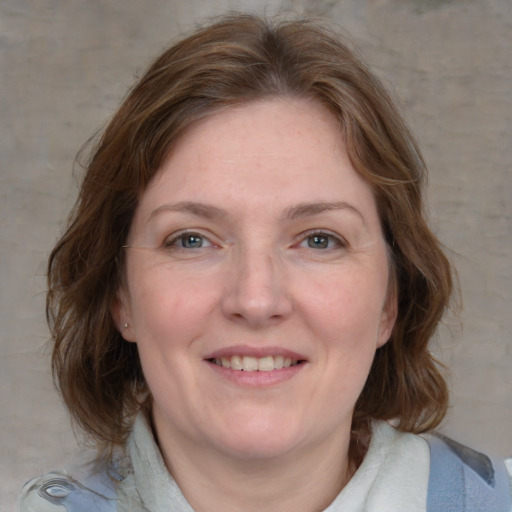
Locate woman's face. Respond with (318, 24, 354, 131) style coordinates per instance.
(116, 98, 396, 463)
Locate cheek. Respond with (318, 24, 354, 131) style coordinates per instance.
(302, 268, 388, 339)
(127, 267, 221, 346)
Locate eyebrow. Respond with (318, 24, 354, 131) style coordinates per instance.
(285, 201, 366, 225)
(148, 201, 228, 223)
(147, 200, 366, 225)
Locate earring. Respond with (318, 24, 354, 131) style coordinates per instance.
(122, 322, 129, 330)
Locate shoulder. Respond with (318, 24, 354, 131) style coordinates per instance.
(18, 462, 121, 512)
(423, 433, 512, 512)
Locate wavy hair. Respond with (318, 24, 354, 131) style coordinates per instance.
(48, 13, 453, 462)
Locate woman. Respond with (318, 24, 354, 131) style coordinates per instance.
(19, 13, 511, 512)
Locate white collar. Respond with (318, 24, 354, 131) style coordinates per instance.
(325, 420, 429, 511)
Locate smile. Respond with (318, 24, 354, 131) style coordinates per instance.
(210, 355, 301, 372)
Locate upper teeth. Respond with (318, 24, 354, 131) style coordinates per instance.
(213, 355, 298, 372)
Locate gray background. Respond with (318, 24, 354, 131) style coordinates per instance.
(1, 0, 511, 509)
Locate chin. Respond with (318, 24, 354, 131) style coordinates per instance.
(218, 436, 300, 461)
(210, 417, 304, 461)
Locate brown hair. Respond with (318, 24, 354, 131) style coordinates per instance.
(48, 13, 453, 461)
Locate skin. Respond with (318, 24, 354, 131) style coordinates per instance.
(114, 97, 397, 512)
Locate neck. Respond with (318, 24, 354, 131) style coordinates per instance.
(155, 424, 354, 512)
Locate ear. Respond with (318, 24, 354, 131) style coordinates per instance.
(376, 283, 398, 348)
(111, 287, 137, 342)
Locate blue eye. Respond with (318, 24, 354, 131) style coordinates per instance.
(181, 233, 205, 248)
(308, 234, 329, 249)
(165, 232, 211, 249)
(302, 232, 344, 250)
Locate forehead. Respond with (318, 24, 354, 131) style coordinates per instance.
(136, 97, 377, 222)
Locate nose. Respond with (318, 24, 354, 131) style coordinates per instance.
(221, 246, 293, 328)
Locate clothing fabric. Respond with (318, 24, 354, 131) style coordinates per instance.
(18, 412, 512, 511)
(426, 433, 512, 511)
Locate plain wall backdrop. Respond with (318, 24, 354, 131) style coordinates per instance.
(1, 0, 511, 509)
